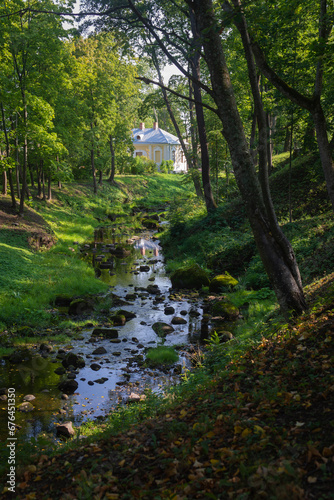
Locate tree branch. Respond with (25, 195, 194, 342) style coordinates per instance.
(136, 76, 218, 115)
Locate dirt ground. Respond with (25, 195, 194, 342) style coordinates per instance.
(0, 196, 55, 249)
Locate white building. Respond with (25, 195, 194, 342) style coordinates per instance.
(132, 122, 187, 172)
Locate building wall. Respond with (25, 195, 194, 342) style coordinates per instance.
(133, 143, 187, 172)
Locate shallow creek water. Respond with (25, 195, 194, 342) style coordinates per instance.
(0, 223, 206, 443)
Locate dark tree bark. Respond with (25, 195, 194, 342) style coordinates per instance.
(188, 0, 307, 314)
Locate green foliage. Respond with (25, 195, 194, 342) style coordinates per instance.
(159, 159, 174, 173)
(146, 346, 179, 366)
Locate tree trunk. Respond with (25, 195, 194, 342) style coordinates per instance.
(249, 109, 257, 164)
(2, 171, 7, 195)
(28, 162, 35, 188)
(189, 8, 217, 211)
(283, 127, 291, 152)
(151, 49, 204, 198)
(98, 169, 103, 185)
(47, 173, 52, 201)
(188, 77, 204, 198)
(19, 102, 28, 216)
(91, 148, 97, 194)
(42, 167, 46, 201)
(108, 134, 116, 183)
(37, 162, 42, 198)
(190, 0, 307, 315)
(1, 102, 16, 208)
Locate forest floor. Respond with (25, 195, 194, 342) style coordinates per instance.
(3, 275, 334, 499)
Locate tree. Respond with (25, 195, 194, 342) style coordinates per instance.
(227, 0, 334, 212)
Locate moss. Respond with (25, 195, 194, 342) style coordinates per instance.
(211, 301, 239, 320)
(170, 264, 210, 290)
(209, 273, 238, 292)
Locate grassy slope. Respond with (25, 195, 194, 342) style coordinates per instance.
(0, 175, 192, 332)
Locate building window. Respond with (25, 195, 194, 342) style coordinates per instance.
(136, 152, 143, 157)
(172, 149, 176, 163)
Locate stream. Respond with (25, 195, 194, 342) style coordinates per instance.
(0, 219, 207, 444)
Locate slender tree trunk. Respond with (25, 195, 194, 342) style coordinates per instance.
(190, 0, 307, 314)
(189, 8, 217, 211)
(2, 171, 7, 195)
(249, 109, 257, 164)
(19, 102, 28, 216)
(108, 134, 116, 183)
(98, 170, 102, 185)
(152, 48, 203, 197)
(47, 173, 52, 200)
(283, 127, 291, 152)
(42, 166, 46, 201)
(28, 162, 35, 188)
(1, 103, 16, 208)
(37, 161, 42, 197)
(188, 78, 204, 198)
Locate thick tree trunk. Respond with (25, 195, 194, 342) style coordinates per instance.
(190, 0, 307, 314)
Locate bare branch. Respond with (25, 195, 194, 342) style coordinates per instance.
(136, 76, 218, 114)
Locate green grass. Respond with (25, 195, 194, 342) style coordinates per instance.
(0, 174, 191, 332)
(146, 346, 179, 365)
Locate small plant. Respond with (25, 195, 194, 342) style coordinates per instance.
(145, 346, 179, 366)
(205, 331, 221, 347)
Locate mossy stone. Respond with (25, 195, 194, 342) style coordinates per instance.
(170, 264, 209, 290)
(211, 301, 239, 320)
(209, 273, 238, 292)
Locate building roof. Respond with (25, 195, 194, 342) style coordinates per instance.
(132, 126, 180, 145)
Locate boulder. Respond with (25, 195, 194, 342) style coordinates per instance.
(152, 322, 175, 338)
(56, 421, 75, 438)
(170, 264, 209, 290)
(62, 352, 85, 369)
(68, 298, 94, 315)
(209, 273, 238, 292)
(147, 284, 160, 295)
(110, 314, 126, 326)
(211, 301, 239, 320)
(23, 394, 36, 402)
(117, 309, 136, 320)
(217, 330, 234, 342)
(92, 347, 107, 355)
(90, 363, 101, 371)
(58, 379, 78, 394)
(164, 306, 175, 315)
(92, 328, 118, 339)
(171, 317, 187, 325)
(18, 402, 34, 412)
